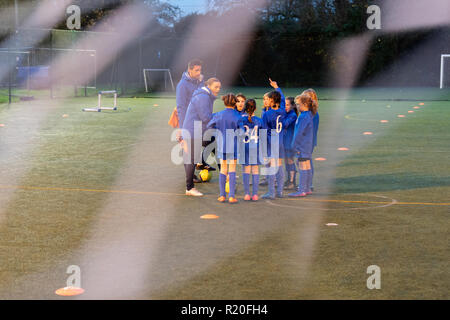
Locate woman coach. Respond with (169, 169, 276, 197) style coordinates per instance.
(181, 77, 221, 196)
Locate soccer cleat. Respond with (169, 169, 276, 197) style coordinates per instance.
(305, 191, 313, 195)
(196, 164, 216, 171)
(261, 192, 275, 200)
(288, 191, 307, 197)
(228, 197, 238, 203)
(276, 192, 283, 198)
(244, 194, 251, 201)
(217, 196, 226, 202)
(251, 194, 259, 201)
(186, 188, 203, 197)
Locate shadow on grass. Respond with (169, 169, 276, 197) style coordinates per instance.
(334, 173, 450, 193)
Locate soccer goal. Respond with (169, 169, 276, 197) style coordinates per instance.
(143, 68, 174, 92)
(440, 54, 450, 89)
(83, 90, 118, 112)
(0, 50, 31, 90)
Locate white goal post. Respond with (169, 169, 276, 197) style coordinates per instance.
(143, 68, 175, 92)
(440, 54, 450, 89)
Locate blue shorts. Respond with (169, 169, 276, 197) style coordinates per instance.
(218, 152, 237, 161)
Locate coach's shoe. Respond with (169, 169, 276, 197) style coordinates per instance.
(218, 196, 226, 202)
(228, 197, 238, 204)
(186, 188, 203, 197)
(193, 175, 202, 183)
(251, 195, 259, 201)
(244, 194, 251, 201)
(261, 192, 275, 200)
(288, 191, 307, 197)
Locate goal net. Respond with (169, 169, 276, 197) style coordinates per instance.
(0, 50, 31, 90)
(143, 68, 174, 92)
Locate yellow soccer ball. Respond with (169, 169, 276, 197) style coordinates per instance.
(225, 181, 229, 193)
(199, 169, 212, 182)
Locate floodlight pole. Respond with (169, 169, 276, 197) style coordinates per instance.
(14, 0, 19, 30)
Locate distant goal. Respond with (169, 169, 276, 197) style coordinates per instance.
(440, 54, 450, 89)
(143, 68, 175, 92)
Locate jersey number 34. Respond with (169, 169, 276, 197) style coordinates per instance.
(244, 125, 259, 143)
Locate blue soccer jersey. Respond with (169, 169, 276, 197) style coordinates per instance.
(312, 112, 319, 148)
(262, 107, 286, 159)
(291, 110, 314, 159)
(207, 107, 243, 160)
(282, 109, 298, 157)
(238, 115, 264, 165)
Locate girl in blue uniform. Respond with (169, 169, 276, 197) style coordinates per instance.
(239, 99, 264, 201)
(302, 89, 319, 192)
(283, 97, 299, 190)
(261, 89, 287, 199)
(259, 79, 285, 187)
(288, 94, 318, 197)
(235, 93, 247, 115)
(207, 93, 243, 203)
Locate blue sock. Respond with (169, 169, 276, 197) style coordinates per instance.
(252, 174, 259, 195)
(219, 173, 227, 197)
(268, 173, 275, 196)
(276, 166, 284, 194)
(299, 169, 308, 193)
(243, 172, 250, 195)
(229, 172, 236, 198)
(306, 169, 312, 192)
(285, 161, 290, 178)
(286, 163, 295, 182)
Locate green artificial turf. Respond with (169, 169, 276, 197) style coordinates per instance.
(0, 88, 448, 299)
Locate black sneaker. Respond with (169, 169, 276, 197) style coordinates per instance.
(259, 178, 268, 186)
(284, 182, 295, 190)
(193, 175, 202, 183)
(196, 164, 216, 172)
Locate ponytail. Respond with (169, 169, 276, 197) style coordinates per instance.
(244, 99, 257, 123)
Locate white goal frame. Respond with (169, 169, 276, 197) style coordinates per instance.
(440, 54, 450, 89)
(143, 68, 174, 92)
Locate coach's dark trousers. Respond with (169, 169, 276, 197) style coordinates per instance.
(183, 139, 201, 191)
(183, 138, 218, 190)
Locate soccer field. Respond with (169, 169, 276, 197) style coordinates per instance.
(0, 88, 448, 299)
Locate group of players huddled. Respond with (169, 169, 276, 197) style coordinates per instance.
(176, 59, 319, 203)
